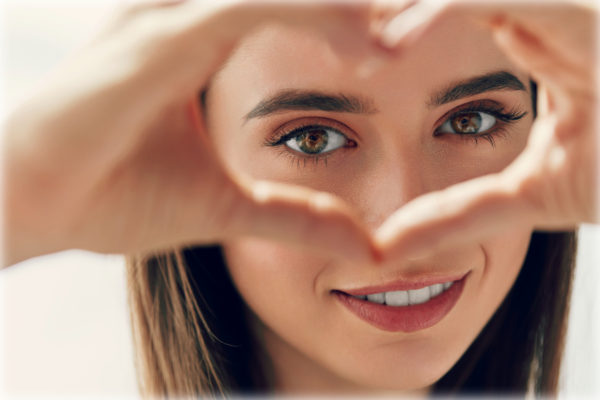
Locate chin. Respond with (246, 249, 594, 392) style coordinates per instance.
(317, 336, 465, 393)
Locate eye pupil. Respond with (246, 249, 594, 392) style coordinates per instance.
(296, 129, 328, 154)
(452, 112, 482, 134)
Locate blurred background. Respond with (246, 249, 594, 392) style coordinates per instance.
(1, 1, 599, 398)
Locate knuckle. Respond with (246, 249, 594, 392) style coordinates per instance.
(206, 179, 247, 237)
(554, 101, 594, 139)
(511, 168, 545, 217)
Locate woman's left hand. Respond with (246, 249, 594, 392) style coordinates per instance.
(372, 0, 598, 261)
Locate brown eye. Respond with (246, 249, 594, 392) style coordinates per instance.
(451, 112, 481, 133)
(439, 111, 496, 135)
(285, 126, 348, 155)
(296, 129, 329, 154)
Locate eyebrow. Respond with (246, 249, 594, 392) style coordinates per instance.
(243, 89, 378, 123)
(428, 71, 527, 107)
(242, 71, 526, 123)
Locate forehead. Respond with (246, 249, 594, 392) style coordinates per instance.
(209, 13, 528, 118)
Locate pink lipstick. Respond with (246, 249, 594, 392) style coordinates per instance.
(333, 272, 469, 332)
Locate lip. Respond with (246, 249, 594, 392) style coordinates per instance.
(340, 272, 470, 296)
(333, 272, 470, 333)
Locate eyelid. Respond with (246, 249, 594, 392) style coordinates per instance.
(432, 99, 527, 133)
(265, 116, 359, 146)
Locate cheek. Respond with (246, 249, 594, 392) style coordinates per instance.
(223, 238, 328, 328)
(386, 228, 534, 388)
(445, 227, 533, 364)
(222, 228, 534, 391)
(477, 228, 533, 321)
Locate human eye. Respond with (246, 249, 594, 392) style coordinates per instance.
(265, 118, 357, 162)
(434, 100, 528, 146)
(283, 126, 347, 155)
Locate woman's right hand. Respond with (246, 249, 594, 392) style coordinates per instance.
(373, 0, 597, 261)
(2, 0, 381, 267)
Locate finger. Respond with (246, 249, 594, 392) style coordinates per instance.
(124, 0, 184, 7)
(379, 0, 594, 52)
(489, 17, 592, 105)
(184, 96, 374, 264)
(381, 0, 595, 95)
(368, 0, 417, 39)
(375, 172, 539, 262)
(378, 0, 450, 49)
(225, 180, 378, 264)
(379, 0, 595, 88)
(121, 0, 373, 94)
(378, 0, 596, 128)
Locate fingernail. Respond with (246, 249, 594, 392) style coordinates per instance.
(379, 2, 432, 48)
(251, 180, 273, 204)
(308, 192, 336, 212)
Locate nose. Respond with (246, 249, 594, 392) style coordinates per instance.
(352, 146, 430, 231)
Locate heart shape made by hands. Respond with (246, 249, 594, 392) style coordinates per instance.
(4, 1, 595, 267)
(198, 0, 597, 265)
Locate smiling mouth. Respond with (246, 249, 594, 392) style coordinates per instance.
(332, 273, 469, 332)
(341, 281, 455, 307)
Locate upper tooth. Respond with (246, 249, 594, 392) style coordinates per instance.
(429, 283, 444, 297)
(385, 290, 409, 306)
(366, 293, 385, 304)
(408, 287, 431, 305)
(360, 280, 455, 306)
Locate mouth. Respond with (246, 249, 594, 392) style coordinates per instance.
(332, 272, 470, 333)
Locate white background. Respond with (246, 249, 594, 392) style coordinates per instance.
(0, 1, 599, 398)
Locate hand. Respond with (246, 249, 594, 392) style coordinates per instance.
(374, 0, 598, 261)
(2, 0, 381, 267)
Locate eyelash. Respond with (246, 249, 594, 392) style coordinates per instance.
(433, 100, 528, 147)
(264, 120, 356, 167)
(265, 101, 528, 165)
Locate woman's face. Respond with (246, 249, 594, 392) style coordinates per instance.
(206, 13, 534, 394)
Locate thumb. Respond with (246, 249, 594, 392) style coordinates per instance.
(375, 171, 539, 262)
(225, 180, 378, 264)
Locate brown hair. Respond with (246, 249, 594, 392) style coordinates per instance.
(125, 75, 578, 397)
(125, 230, 577, 397)
(432, 231, 577, 395)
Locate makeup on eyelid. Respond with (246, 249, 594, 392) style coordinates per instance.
(433, 99, 528, 146)
(263, 99, 528, 160)
(208, 17, 539, 391)
(275, 126, 356, 155)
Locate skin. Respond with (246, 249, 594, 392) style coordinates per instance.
(3, 0, 594, 394)
(206, 13, 534, 394)
(4, 1, 594, 267)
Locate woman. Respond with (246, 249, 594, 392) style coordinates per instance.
(3, 0, 597, 397)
